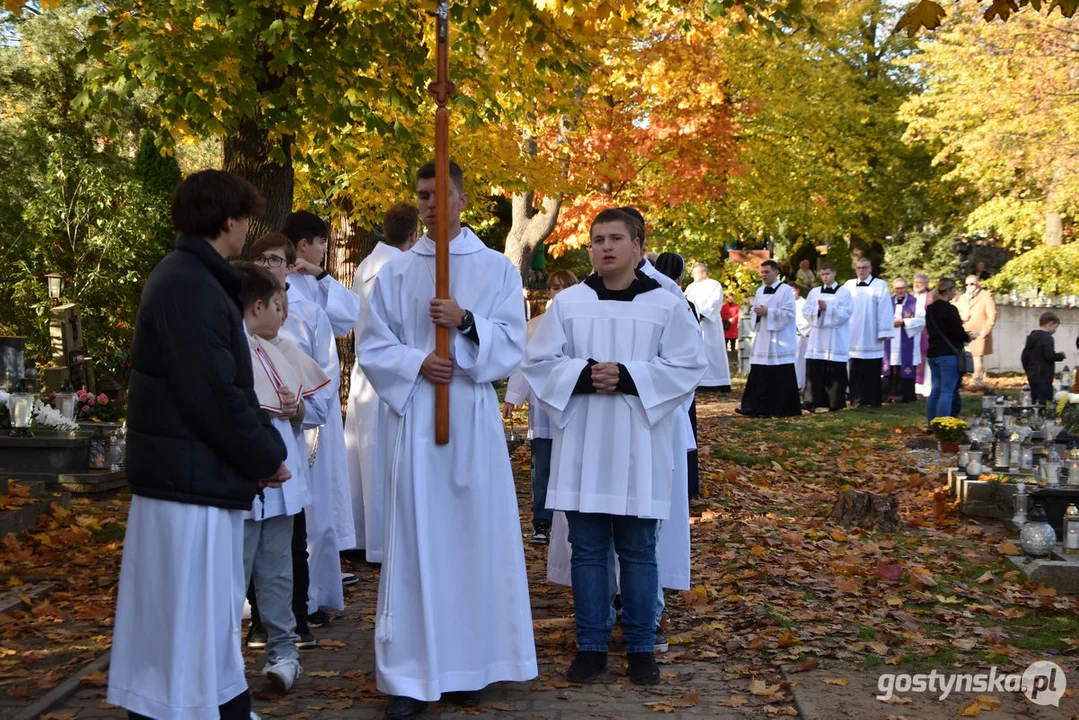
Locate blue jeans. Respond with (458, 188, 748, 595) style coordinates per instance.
(928, 355, 959, 426)
(566, 512, 658, 654)
(531, 439, 553, 528)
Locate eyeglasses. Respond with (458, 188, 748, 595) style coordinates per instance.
(254, 255, 287, 268)
(965, 282, 977, 286)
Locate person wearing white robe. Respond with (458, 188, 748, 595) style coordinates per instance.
(358, 161, 536, 718)
(793, 286, 810, 391)
(283, 211, 360, 565)
(912, 273, 933, 397)
(344, 203, 419, 563)
(684, 263, 732, 391)
(523, 208, 705, 687)
(247, 232, 338, 644)
(843, 257, 893, 408)
(737, 261, 801, 417)
(107, 172, 289, 720)
(801, 264, 853, 412)
(239, 266, 330, 693)
(883, 277, 926, 403)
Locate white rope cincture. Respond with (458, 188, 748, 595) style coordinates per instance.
(375, 418, 406, 644)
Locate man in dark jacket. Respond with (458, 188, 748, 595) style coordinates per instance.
(107, 170, 291, 720)
(1022, 311, 1066, 407)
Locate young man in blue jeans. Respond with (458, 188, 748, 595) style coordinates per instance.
(523, 208, 705, 686)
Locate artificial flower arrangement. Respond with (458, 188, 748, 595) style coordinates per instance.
(43, 389, 125, 423)
(929, 416, 967, 443)
(0, 388, 79, 432)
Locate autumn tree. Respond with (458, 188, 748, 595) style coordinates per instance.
(900, 0, 1079, 251)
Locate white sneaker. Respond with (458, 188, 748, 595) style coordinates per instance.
(263, 657, 302, 692)
(250, 714, 261, 720)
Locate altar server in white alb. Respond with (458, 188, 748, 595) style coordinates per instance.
(344, 203, 419, 564)
(843, 257, 893, 408)
(359, 160, 536, 720)
(108, 170, 290, 720)
(882, 277, 926, 404)
(792, 283, 810, 391)
(685, 262, 732, 391)
(523, 207, 706, 688)
(237, 262, 331, 694)
(283, 211, 360, 614)
(736, 260, 801, 417)
(801, 263, 853, 412)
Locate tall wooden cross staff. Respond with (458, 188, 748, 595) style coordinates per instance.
(430, 0, 455, 444)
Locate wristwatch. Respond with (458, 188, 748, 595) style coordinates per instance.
(457, 310, 474, 333)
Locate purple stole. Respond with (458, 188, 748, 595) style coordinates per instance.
(882, 293, 918, 378)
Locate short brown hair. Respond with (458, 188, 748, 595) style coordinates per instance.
(383, 202, 419, 247)
(249, 233, 296, 265)
(232, 261, 281, 310)
(416, 159, 464, 195)
(1040, 311, 1061, 326)
(546, 270, 578, 290)
(590, 208, 641, 244)
(172, 170, 264, 239)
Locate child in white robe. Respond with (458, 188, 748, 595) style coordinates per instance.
(239, 266, 330, 693)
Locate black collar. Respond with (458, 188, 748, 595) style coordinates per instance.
(175, 232, 243, 306)
(584, 270, 661, 301)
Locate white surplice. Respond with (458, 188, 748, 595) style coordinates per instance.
(633, 261, 699, 589)
(803, 285, 854, 362)
(107, 496, 247, 720)
(358, 228, 537, 701)
(685, 278, 731, 387)
(887, 295, 926, 367)
(279, 289, 345, 613)
(843, 276, 893, 360)
(748, 282, 797, 366)
(343, 241, 401, 560)
(914, 291, 933, 397)
(795, 296, 810, 389)
(287, 271, 358, 554)
(522, 281, 706, 520)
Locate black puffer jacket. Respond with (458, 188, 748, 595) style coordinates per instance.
(124, 233, 286, 509)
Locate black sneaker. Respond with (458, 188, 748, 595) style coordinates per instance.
(628, 652, 660, 685)
(654, 630, 669, 654)
(566, 651, 607, 683)
(246, 623, 267, 649)
(307, 610, 331, 628)
(384, 696, 427, 719)
(341, 572, 358, 587)
(442, 690, 481, 707)
(530, 526, 550, 545)
(295, 621, 316, 650)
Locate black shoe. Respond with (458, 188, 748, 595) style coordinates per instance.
(342, 572, 358, 587)
(531, 526, 550, 545)
(442, 690, 481, 707)
(567, 651, 608, 683)
(307, 610, 331, 628)
(627, 652, 660, 685)
(294, 621, 316, 650)
(734, 407, 760, 417)
(246, 623, 267, 649)
(384, 696, 428, 719)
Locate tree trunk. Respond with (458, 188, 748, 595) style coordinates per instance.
(827, 489, 901, 532)
(222, 114, 295, 245)
(1045, 211, 1064, 247)
(325, 211, 376, 410)
(503, 191, 562, 280)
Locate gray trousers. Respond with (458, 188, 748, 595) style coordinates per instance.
(243, 515, 299, 661)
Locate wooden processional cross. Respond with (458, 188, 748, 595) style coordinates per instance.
(431, 0, 455, 445)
